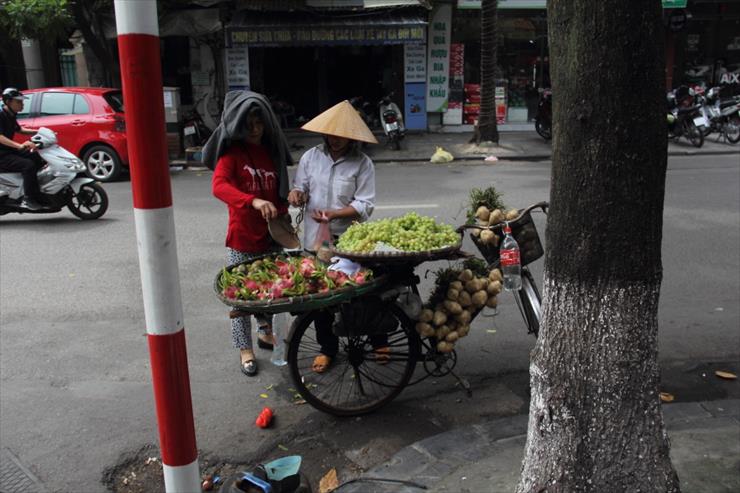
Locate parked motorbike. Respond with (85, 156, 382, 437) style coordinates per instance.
(534, 88, 552, 140)
(0, 127, 108, 219)
(378, 93, 406, 150)
(182, 93, 212, 148)
(696, 86, 740, 144)
(667, 86, 705, 148)
(349, 96, 375, 128)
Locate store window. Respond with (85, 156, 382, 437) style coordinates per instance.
(453, 8, 549, 124)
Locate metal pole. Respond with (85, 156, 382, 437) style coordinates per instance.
(113, 1, 200, 491)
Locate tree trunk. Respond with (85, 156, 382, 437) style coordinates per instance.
(516, 1, 680, 492)
(71, 1, 115, 87)
(477, 0, 499, 144)
(20, 39, 45, 88)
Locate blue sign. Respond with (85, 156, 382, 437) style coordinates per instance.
(405, 83, 427, 130)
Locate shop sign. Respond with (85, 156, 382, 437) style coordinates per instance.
(225, 47, 250, 90)
(457, 0, 546, 9)
(459, 0, 687, 9)
(427, 4, 452, 112)
(227, 25, 426, 47)
(444, 43, 464, 125)
(405, 44, 427, 83)
(405, 83, 427, 130)
(662, 0, 687, 8)
(720, 73, 740, 85)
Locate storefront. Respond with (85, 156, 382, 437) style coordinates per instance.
(439, 0, 549, 125)
(665, 1, 740, 94)
(225, 8, 427, 127)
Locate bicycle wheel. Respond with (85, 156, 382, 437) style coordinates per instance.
(516, 268, 542, 337)
(288, 305, 420, 416)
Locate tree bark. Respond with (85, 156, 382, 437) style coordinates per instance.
(477, 0, 499, 144)
(71, 1, 116, 87)
(516, 1, 680, 492)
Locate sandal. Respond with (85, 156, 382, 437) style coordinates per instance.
(240, 351, 258, 377)
(241, 359, 258, 376)
(312, 354, 332, 374)
(374, 346, 391, 365)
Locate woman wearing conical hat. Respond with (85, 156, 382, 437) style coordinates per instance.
(288, 100, 386, 373)
(288, 100, 378, 249)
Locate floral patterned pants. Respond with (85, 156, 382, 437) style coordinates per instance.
(227, 248, 273, 350)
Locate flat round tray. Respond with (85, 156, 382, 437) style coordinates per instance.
(330, 240, 463, 264)
(214, 261, 388, 314)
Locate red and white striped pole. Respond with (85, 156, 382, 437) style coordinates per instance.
(113, 1, 200, 491)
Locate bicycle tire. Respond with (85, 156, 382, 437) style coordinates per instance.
(287, 305, 420, 416)
(517, 268, 542, 337)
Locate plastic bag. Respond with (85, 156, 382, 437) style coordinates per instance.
(430, 146, 454, 163)
(312, 218, 333, 251)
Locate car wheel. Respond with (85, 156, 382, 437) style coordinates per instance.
(83, 145, 122, 182)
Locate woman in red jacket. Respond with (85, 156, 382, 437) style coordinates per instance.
(212, 106, 288, 376)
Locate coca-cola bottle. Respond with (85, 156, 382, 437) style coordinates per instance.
(500, 223, 522, 291)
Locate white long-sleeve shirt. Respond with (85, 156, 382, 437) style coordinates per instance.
(292, 144, 376, 248)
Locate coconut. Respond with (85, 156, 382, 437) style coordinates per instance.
(472, 290, 488, 307)
(443, 300, 463, 315)
(475, 206, 490, 222)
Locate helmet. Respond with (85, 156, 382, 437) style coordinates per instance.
(2, 88, 27, 103)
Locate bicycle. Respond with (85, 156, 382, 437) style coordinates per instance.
(285, 202, 547, 416)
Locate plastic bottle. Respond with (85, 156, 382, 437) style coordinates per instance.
(500, 222, 522, 291)
(270, 313, 287, 366)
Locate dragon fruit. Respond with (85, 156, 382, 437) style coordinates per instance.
(221, 254, 373, 301)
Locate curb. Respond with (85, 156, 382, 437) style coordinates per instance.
(172, 149, 738, 169)
(335, 399, 740, 493)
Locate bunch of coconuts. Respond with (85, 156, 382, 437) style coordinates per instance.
(470, 206, 520, 246)
(415, 267, 503, 353)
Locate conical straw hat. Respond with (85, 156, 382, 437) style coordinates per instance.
(302, 100, 378, 144)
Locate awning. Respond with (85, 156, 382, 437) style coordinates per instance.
(226, 9, 427, 47)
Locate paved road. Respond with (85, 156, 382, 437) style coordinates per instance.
(0, 154, 738, 491)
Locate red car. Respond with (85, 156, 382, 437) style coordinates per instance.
(14, 87, 128, 182)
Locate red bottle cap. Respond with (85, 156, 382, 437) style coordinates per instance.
(503, 224, 512, 234)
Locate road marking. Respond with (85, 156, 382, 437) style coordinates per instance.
(375, 204, 439, 210)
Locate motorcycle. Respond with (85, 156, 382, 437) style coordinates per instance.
(350, 96, 377, 130)
(667, 86, 705, 148)
(182, 93, 212, 148)
(534, 88, 552, 140)
(378, 93, 406, 150)
(696, 86, 740, 144)
(0, 127, 109, 219)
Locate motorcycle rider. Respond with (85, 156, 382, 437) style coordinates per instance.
(0, 88, 46, 210)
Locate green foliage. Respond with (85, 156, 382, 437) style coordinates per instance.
(467, 186, 506, 224)
(462, 257, 489, 278)
(0, 0, 73, 40)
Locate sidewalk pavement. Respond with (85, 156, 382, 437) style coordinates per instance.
(281, 129, 739, 165)
(176, 129, 738, 169)
(335, 399, 740, 493)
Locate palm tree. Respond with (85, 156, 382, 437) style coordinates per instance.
(476, 0, 499, 144)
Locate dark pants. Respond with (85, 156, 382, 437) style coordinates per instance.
(0, 150, 45, 200)
(314, 310, 390, 358)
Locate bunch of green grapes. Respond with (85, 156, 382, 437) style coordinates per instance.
(337, 212, 460, 252)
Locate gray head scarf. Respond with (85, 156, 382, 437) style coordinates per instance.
(201, 90, 293, 200)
